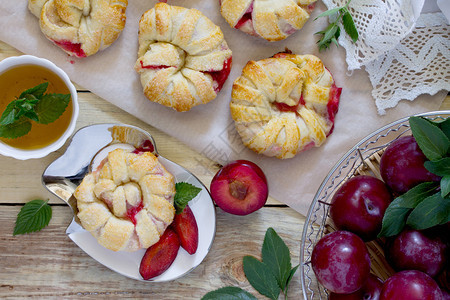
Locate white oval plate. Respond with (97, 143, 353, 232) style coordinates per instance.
(42, 123, 216, 282)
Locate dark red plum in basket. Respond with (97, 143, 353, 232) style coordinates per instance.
(311, 231, 371, 294)
(210, 160, 268, 215)
(330, 175, 392, 241)
(329, 273, 384, 300)
(380, 135, 440, 195)
(385, 228, 447, 278)
(380, 270, 443, 300)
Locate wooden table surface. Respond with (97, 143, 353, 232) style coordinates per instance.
(0, 41, 448, 299)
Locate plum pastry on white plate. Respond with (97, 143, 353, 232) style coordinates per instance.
(220, 0, 317, 42)
(135, 2, 232, 112)
(28, 0, 128, 57)
(230, 51, 342, 159)
(74, 148, 176, 252)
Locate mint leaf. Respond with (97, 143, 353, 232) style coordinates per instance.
(0, 100, 19, 125)
(342, 10, 358, 42)
(174, 182, 202, 214)
(19, 82, 48, 99)
(286, 264, 299, 293)
(424, 158, 450, 176)
(262, 228, 291, 291)
(243, 256, 280, 300)
(409, 116, 450, 161)
(35, 93, 70, 124)
(378, 182, 439, 237)
(13, 199, 52, 235)
(0, 118, 32, 139)
(407, 192, 450, 229)
(201, 287, 257, 300)
(24, 111, 39, 123)
(441, 176, 450, 197)
(438, 118, 450, 140)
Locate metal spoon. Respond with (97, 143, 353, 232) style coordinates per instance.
(42, 124, 216, 282)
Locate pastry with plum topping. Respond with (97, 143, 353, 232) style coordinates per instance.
(230, 51, 341, 159)
(135, 3, 232, 112)
(28, 0, 128, 57)
(220, 0, 316, 41)
(74, 148, 176, 252)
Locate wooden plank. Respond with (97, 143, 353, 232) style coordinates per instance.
(0, 206, 304, 298)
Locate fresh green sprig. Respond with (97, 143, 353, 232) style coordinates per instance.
(379, 116, 450, 237)
(174, 182, 202, 214)
(202, 228, 298, 300)
(0, 82, 70, 139)
(13, 199, 52, 235)
(314, 0, 359, 51)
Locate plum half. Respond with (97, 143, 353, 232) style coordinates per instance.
(210, 160, 268, 215)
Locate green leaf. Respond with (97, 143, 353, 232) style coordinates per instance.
(35, 93, 70, 124)
(317, 23, 339, 47)
(424, 158, 450, 176)
(174, 182, 202, 214)
(314, 7, 341, 20)
(378, 182, 438, 237)
(285, 265, 299, 294)
(13, 199, 52, 235)
(0, 118, 32, 139)
(24, 111, 39, 123)
(342, 11, 358, 42)
(19, 82, 48, 99)
(331, 37, 339, 47)
(438, 118, 450, 140)
(261, 228, 291, 291)
(0, 100, 19, 125)
(243, 256, 280, 300)
(201, 287, 257, 300)
(407, 192, 450, 229)
(409, 116, 450, 161)
(441, 176, 450, 197)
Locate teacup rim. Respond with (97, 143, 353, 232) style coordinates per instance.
(0, 55, 79, 160)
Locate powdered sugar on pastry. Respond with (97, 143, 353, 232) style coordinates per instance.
(28, 0, 128, 57)
(74, 148, 176, 252)
(230, 52, 342, 159)
(135, 3, 232, 112)
(220, 0, 316, 42)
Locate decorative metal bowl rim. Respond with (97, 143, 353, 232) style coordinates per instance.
(300, 110, 450, 299)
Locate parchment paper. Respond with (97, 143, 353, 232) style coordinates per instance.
(0, 1, 446, 216)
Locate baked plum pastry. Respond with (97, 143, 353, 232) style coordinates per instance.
(28, 0, 128, 57)
(135, 3, 232, 112)
(220, 0, 316, 41)
(74, 148, 176, 252)
(230, 52, 341, 159)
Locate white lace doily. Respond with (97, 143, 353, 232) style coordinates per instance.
(322, 0, 449, 114)
(322, 0, 424, 70)
(367, 13, 450, 114)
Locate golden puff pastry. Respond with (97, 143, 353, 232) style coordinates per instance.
(74, 148, 176, 252)
(28, 0, 127, 57)
(220, 0, 317, 41)
(135, 3, 232, 112)
(230, 52, 342, 159)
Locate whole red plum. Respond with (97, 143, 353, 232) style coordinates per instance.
(380, 135, 440, 195)
(330, 175, 392, 241)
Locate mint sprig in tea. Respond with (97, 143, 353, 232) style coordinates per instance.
(0, 64, 72, 149)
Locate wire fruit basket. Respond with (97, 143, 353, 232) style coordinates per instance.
(300, 111, 450, 299)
